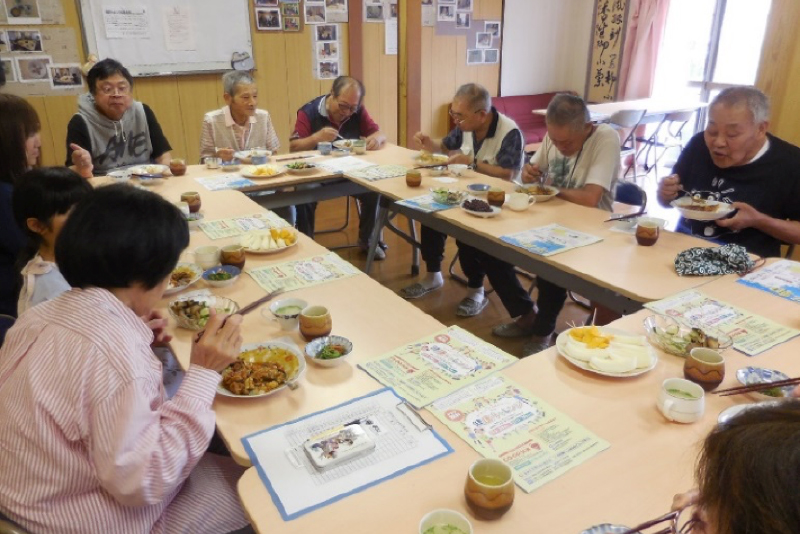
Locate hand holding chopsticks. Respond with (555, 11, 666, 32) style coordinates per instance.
(713, 376, 800, 397)
(194, 288, 285, 341)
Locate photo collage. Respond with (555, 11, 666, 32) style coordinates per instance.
(255, 0, 348, 32)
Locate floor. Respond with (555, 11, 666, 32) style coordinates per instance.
(314, 158, 679, 359)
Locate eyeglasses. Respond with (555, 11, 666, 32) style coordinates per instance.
(448, 108, 481, 124)
(98, 84, 131, 96)
(619, 508, 698, 534)
(336, 98, 359, 114)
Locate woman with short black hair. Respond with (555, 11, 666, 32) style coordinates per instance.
(0, 184, 251, 533)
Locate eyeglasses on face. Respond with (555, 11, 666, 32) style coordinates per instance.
(98, 83, 131, 96)
(336, 98, 359, 114)
(448, 108, 482, 124)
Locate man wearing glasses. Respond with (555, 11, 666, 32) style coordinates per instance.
(290, 76, 387, 256)
(65, 58, 172, 174)
(399, 83, 524, 318)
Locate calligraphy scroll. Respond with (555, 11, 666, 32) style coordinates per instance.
(585, 0, 629, 102)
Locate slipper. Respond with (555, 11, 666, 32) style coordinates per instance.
(522, 334, 555, 357)
(399, 282, 440, 299)
(491, 321, 536, 338)
(456, 297, 489, 317)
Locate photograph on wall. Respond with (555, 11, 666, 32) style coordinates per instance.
(0, 31, 8, 52)
(485, 21, 500, 38)
(316, 24, 337, 41)
(305, 4, 326, 24)
(366, 0, 383, 4)
(364, 4, 383, 22)
(281, 2, 300, 16)
(15, 55, 51, 82)
(318, 60, 339, 79)
(283, 16, 300, 31)
(455, 11, 470, 29)
(476, 32, 491, 49)
(325, 0, 346, 13)
(48, 63, 82, 89)
(316, 41, 338, 60)
(7, 29, 43, 52)
(1, 59, 15, 82)
(437, 5, 454, 22)
(421, 0, 432, 4)
(456, 0, 472, 10)
(438, 0, 455, 3)
(255, 8, 281, 30)
(466, 49, 482, 65)
(388, 2, 397, 19)
(5, 0, 42, 25)
(254, 0, 278, 6)
(484, 49, 499, 64)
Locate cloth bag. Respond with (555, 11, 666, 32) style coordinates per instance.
(674, 244, 759, 276)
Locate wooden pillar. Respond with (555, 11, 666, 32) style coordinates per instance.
(400, 0, 422, 148)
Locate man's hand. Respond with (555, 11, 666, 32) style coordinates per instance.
(315, 127, 340, 143)
(658, 174, 682, 206)
(413, 131, 435, 153)
(521, 163, 543, 184)
(447, 153, 471, 165)
(141, 310, 172, 345)
(715, 202, 763, 232)
(69, 143, 93, 178)
(190, 312, 243, 372)
(366, 132, 386, 150)
(216, 147, 235, 162)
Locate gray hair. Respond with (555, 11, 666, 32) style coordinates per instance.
(222, 71, 255, 97)
(711, 86, 770, 124)
(546, 93, 591, 130)
(454, 83, 491, 112)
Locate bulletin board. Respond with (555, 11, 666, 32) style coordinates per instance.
(77, 0, 254, 76)
(584, 0, 629, 102)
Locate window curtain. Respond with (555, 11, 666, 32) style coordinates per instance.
(618, 0, 672, 100)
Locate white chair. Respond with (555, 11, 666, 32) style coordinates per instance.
(607, 109, 647, 181)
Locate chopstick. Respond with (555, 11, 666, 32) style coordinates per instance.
(604, 210, 646, 222)
(713, 376, 800, 396)
(194, 287, 285, 340)
(273, 154, 316, 162)
(413, 163, 448, 170)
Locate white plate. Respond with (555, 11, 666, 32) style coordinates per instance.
(413, 153, 449, 166)
(240, 229, 299, 254)
(107, 170, 131, 181)
(217, 341, 306, 398)
(671, 197, 735, 221)
(164, 262, 203, 295)
(515, 184, 559, 202)
(556, 327, 658, 378)
(241, 165, 285, 179)
(461, 204, 501, 218)
(333, 139, 355, 150)
(129, 164, 169, 177)
(580, 525, 631, 534)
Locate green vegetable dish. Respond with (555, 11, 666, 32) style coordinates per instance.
(208, 271, 233, 281)
(317, 344, 347, 360)
(423, 525, 468, 534)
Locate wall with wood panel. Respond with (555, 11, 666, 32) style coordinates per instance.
(361, 22, 398, 145)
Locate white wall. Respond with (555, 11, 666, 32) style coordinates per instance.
(500, 0, 595, 97)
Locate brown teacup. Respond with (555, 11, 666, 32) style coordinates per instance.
(180, 191, 202, 213)
(464, 458, 515, 519)
(406, 170, 422, 188)
(299, 305, 332, 341)
(635, 219, 660, 246)
(220, 244, 246, 270)
(169, 158, 187, 176)
(684, 347, 725, 391)
(487, 188, 505, 208)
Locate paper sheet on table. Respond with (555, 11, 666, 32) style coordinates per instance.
(345, 164, 408, 182)
(500, 224, 603, 256)
(644, 289, 800, 356)
(195, 174, 255, 191)
(737, 259, 800, 304)
(198, 212, 290, 240)
(429, 374, 609, 493)
(242, 388, 452, 520)
(396, 194, 458, 213)
(359, 326, 518, 408)
(246, 252, 361, 293)
(316, 156, 376, 174)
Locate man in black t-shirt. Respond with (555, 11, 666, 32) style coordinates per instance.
(658, 86, 800, 258)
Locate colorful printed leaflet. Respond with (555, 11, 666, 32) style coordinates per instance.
(199, 212, 290, 240)
(194, 174, 255, 191)
(429, 375, 609, 493)
(738, 259, 800, 304)
(359, 326, 518, 408)
(396, 194, 459, 213)
(246, 252, 360, 293)
(346, 164, 408, 182)
(500, 224, 602, 256)
(644, 289, 800, 356)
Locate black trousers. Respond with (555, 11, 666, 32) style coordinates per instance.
(419, 225, 448, 272)
(456, 242, 567, 337)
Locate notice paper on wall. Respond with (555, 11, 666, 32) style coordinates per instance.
(384, 18, 397, 54)
(103, 5, 150, 39)
(162, 5, 195, 51)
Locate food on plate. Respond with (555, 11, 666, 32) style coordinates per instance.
(516, 184, 554, 196)
(682, 197, 719, 212)
(169, 298, 234, 328)
(169, 266, 197, 288)
(207, 271, 233, 281)
(245, 165, 279, 177)
(221, 360, 288, 396)
(422, 525, 469, 534)
(317, 343, 348, 360)
(417, 151, 449, 165)
(759, 387, 786, 398)
(275, 305, 303, 316)
(564, 326, 654, 373)
(431, 188, 465, 205)
(241, 227, 298, 252)
(462, 198, 492, 212)
(286, 161, 316, 170)
(667, 388, 700, 400)
(131, 165, 167, 176)
(644, 316, 729, 357)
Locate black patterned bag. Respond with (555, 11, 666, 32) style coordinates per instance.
(674, 244, 761, 276)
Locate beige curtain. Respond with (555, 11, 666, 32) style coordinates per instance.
(618, 0, 672, 100)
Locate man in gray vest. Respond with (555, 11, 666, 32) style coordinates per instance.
(400, 83, 524, 318)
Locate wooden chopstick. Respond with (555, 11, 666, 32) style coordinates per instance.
(413, 163, 448, 170)
(604, 210, 646, 222)
(273, 154, 315, 162)
(713, 376, 800, 396)
(195, 288, 285, 340)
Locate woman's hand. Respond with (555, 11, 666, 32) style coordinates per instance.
(190, 312, 243, 372)
(141, 310, 172, 345)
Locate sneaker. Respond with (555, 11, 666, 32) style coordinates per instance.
(399, 282, 440, 299)
(492, 321, 536, 338)
(358, 240, 386, 261)
(521, 334, 555, 357)
(456, 297, 489, 317)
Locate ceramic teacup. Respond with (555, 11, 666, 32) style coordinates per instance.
(318, 142, 332, 155)
(250, 149, 270, 165)
(464, 458, 515, 519)
(169, 158, 187, 176)
(299, 305, 332, 341)
(507, 192, 535, 212)
(267, 298, 308, 330)
(204, 157, 221, 169)
(406, 170, 422, 187)
(186, 245, 220, 271)
(220, 244, 246, 270)
(352, 139, 367, 154)
(181, 191, 202, 213)
(419, 509, 473, 534)
(658, 378, 705, 423)
(636, 218, 661, 246)
(684, 348, 725, 391)
(487, 188, 505, 207)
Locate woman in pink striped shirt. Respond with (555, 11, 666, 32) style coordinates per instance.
(0, 184, 252, 533)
